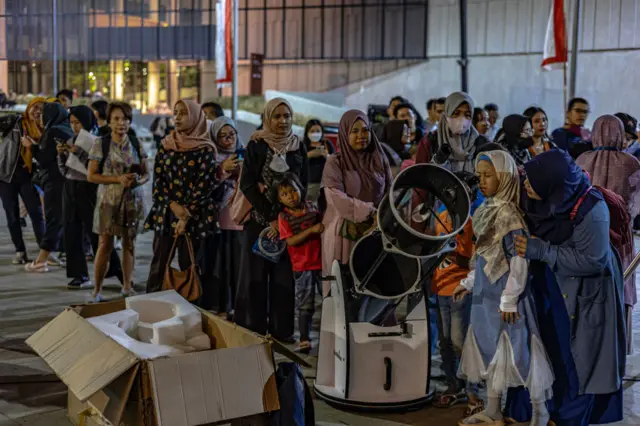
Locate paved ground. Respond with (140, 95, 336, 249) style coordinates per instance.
(1, 174, 640, 425)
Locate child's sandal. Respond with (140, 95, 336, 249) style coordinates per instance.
(464, 400, 485, 417)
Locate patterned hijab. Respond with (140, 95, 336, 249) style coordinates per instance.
(472, 150, 528, 284)
(250, 98, 300, 152)
(320, 109, 392, 203)
(437, 91, 480, 172)
(576, 114, 640, 202)
(162, 100, 215, 152)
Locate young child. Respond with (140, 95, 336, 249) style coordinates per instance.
(432, 171, 484, 417)
(273, 173, 324, 353)
(453, 151, 553, 426)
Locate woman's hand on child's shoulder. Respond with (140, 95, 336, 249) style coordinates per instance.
(452, 285, 469, 302)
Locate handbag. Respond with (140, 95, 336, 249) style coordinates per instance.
(252, 226, 286, 263)
(339, 217, 374, 242)
(162, 235, 202, 302)
(229, 163, 266, 225)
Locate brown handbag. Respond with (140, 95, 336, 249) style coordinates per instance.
(162, 235, 202, 302)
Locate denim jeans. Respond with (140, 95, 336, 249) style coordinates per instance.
(436, 294, 477, 395)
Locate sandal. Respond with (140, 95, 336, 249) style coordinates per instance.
(433, 391, 466, 408)
(464, 399, 485, 417)
(295, 341, 312, 354)
(458, 412, 504, 426)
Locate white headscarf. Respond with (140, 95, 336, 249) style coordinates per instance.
(472, 150, 528, 284)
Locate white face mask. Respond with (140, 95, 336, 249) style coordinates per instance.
(447, 116, 472, 135)
(307, 132, 322, 143)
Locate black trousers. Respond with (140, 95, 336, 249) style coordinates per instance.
(199, 230, 242, 312)
(146, 233, 203, 294)
(234, 221, 295, 339)
(40, 179, 64, 252)
(0, 179, 44, 252)
(63, 180, 122, 280)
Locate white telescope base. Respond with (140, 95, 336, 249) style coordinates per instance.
(314, 261, 433, 411)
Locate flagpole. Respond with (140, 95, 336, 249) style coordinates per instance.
(563, 61, 568, 110)
(232, 0, 238, 120)
(568, 0, 581, 100)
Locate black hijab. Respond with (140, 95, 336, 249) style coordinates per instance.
(43, 102, 74, 140)
(523, 149, 603, 244)
(70, 105, 97, 132)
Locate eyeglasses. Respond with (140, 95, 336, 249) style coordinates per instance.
(219, 131, 237, 140)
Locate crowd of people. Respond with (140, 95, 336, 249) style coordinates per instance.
(0, 87, 637, 426)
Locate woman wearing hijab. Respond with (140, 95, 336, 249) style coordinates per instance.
(57, 105, 123, 289)
(506, 149, 625, 426)
(304, 119, 336, 201)
(320, 109, 392, 295)
(576, 114, 640, 353)
(0, 97, 45, 265)
(415, 92, 487, 172)
(24, 102, 75, 272)
(454, 150, 553, 426)
(200, 116, 243, 318)
(88, 102, 149, 302)
(234, 98, 309, 340)
(523, 106, 555, 158)
(144, 100, 217, 296)
(494, 114, 536, 167)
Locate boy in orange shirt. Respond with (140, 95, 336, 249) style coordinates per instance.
(432, 171, 484, 417)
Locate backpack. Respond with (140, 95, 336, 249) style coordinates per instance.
(572, 185, 631, 254)
(99, 131, 142, 173)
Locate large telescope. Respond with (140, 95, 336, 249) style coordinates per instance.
(314, 164, 472, 410)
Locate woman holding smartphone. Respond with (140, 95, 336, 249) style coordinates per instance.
(200, 116, 244, 318)
(87, 102, 149, 302)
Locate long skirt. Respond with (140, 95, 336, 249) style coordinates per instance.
(504, 263, 623, 426)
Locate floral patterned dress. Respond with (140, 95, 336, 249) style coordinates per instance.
(89, 136, 148, 238)
(144, 145, 217, 239)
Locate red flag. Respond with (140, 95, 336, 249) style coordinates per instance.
(541, 0, 568, 70)
(216, 0, 233, 86)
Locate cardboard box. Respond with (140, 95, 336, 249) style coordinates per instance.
(26, 299, 306, 426)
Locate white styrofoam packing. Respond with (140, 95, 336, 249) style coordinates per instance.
(88, 309, 139, 337)
(87, 290, 211, 360)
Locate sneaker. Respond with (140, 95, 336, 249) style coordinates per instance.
(88, 293, 105, 303)
(120, 288, 137, 298)
(47, 254, 66, 267)
(12, 252, 28, 265)
(58, 251, 66, 260)
(67, 277, 93, 290)
(115, 239, 122, 250)
(24, 261, 50, 273)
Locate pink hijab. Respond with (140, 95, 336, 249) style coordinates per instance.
(162, 100, 215, 152)
(576, 114, 640, 202)
(321, 109, 392, 204)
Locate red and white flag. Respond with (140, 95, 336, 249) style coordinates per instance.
(216, 0, 233, 87)
(541, 0, 568, 70)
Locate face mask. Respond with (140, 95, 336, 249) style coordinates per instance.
(516, 137, 534, 149)
(269, 153, 290, 173)
(307, 132, 322, 143)
(447, 116, 472, 135)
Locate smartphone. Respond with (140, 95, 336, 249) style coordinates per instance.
(235, 147, 246, 161)
(129, 164, 143, 176)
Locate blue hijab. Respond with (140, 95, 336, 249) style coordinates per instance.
(523, 149, 603, 244)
